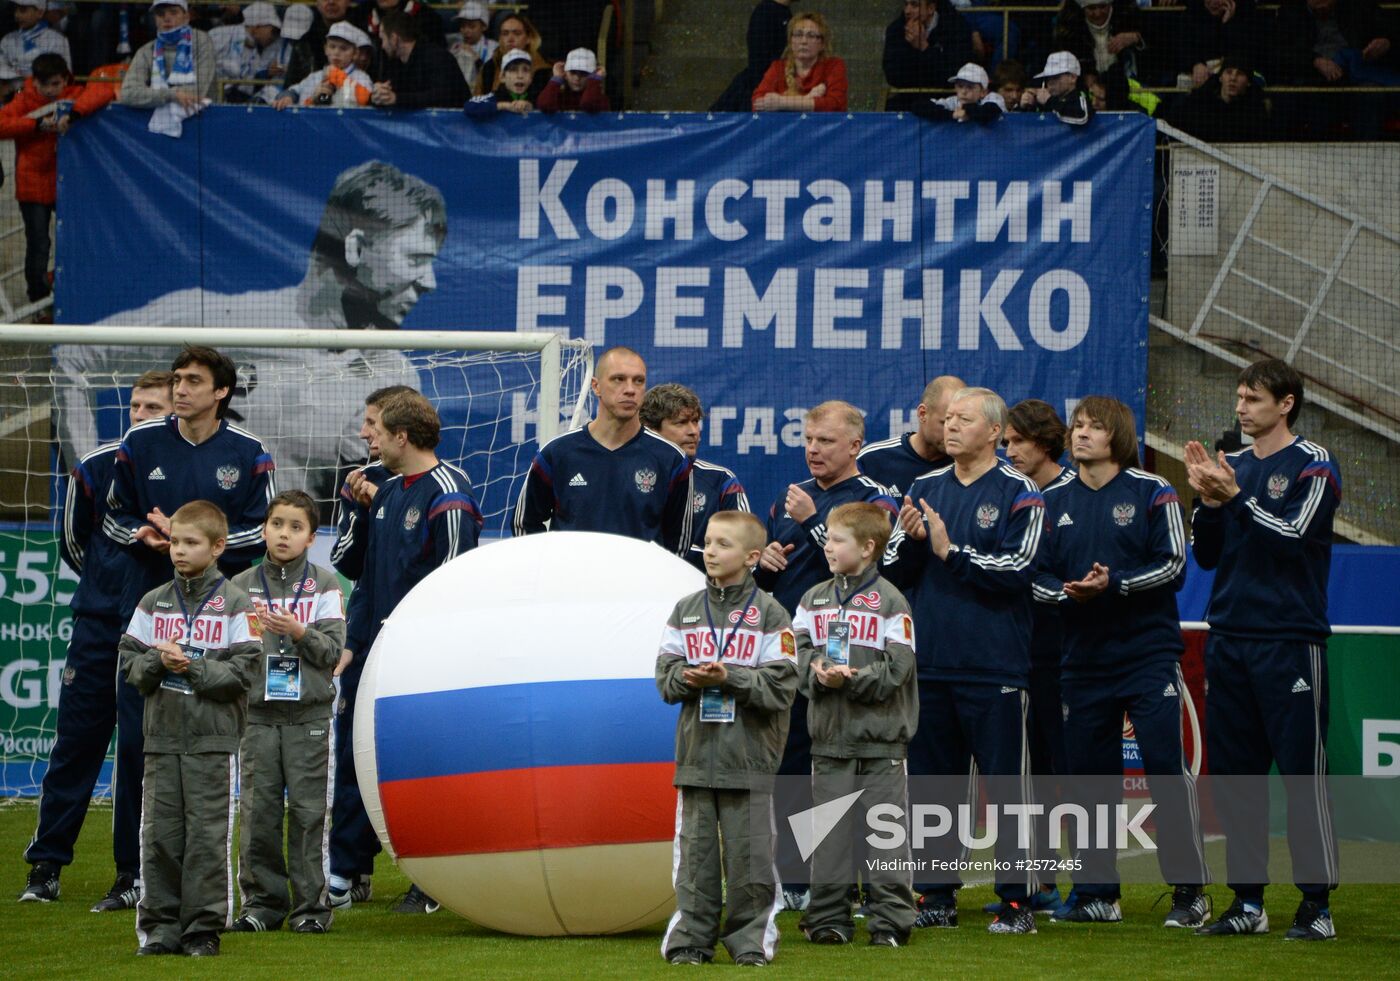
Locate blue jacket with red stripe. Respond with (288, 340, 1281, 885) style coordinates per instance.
(885, 462, 1045, 687)
(1190, 437, 1340, 641)
(684, 457, 750, 570)
(330, 461, 394, 581)
(756, 473, 899, 615)
(344, 461, 482, 665)
(61, 442, 130, 618)
(1034, 468, 1187, 679)
(103, 415, 275, 615)
(512, 426, 693, 556)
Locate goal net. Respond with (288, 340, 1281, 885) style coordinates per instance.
(0, 325, 594, 797)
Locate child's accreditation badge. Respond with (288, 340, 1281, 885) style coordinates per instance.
(159, 644, 205, 695)
(265, 655, 302, 702)
(825, 620, 851, 666)
(699, 688, 736, 724)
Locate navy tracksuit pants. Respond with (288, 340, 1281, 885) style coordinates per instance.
(1204, 634, 1338, 905)
(909, 679, 1035, 903)
(328, 666, 381, 884)
(1061, 660, 1209, 900)
(25, 613, 143, 876)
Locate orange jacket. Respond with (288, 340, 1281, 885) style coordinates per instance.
(752, 56, 848, 112)
(0, 66, 125, 205)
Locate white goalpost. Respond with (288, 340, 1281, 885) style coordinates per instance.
(0, 323, 593, 797)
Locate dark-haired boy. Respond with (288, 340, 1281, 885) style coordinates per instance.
(231, 490, 345, 934)
(1185, 359, 1341, 941)
(119, 500, 260, 957)
(1037, 397, 1208, 928)
(794, 502, 918, 948)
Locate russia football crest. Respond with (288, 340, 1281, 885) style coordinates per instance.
(215, 465, 240, 490)
(1267, 473, 1289, 499)
(634, 468, 657, 494)
(404, 506, 422, 531)
(975, 503, 1000, 529)
(1113, 502, 1136, 526)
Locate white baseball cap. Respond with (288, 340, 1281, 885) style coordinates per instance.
(454, 1, 488, 23)
(948, 63, 988, 87)
(1035, 51, 1082, 79)
(150, 0, 189, 10)
(502, 48, 533, 70)
(241, 1, 280, 29)
(328, 21, 373, 49)
(280, 3, 314, 40)
(564, 48, 597, 74)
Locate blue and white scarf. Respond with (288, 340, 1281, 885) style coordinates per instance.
(150, 25, 196, 88)
(19, 23, 47, 54)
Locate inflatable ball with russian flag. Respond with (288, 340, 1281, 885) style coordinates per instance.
(353, 532, 704, 935)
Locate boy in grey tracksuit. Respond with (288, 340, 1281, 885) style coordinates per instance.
(229, 491, 346, 934)
(656, 511, 798, 967)
(793, 502, 919, 946)
(119, 501, 259, 957)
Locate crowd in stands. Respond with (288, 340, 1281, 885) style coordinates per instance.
(717, 0, 1398, 138)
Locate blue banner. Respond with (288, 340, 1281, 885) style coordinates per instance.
(58, 106, 1153, 521)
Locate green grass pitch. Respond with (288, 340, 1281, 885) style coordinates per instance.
(2, 800, 1396, 979)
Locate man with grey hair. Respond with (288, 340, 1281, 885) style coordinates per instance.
(859, 374, 968, 497)
(55, 160, 443, 499)
(640, 383, 750, 571)
(886, 386, 1046, 935)
(755, 399, 899, 911)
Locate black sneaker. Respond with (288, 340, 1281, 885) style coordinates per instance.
(19, 862, 60, 903)
(807, 926, 848, 945)
(390, 885, 440, 914)
(733, 952, 767, 966)
(666, 947, 707, 965)
(869, 931, 904, 947)
(228, 914, 276, 933)
(1162, 886, 1211, 929)
(1195, 898, 1268, 936)
(183, 933, 221, 957)
(913, 899, 958, 929)
(1284, 901, 1336, 941)
(1051, 895, 1122, 923)
(988, 901, 1037, 934)
(292, 919, 329, 934)
(135, 943, 179, 956)
(91, 874, 140, 913)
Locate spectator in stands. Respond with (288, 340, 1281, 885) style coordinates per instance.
(1177, 0, 1263, 89)
(352, 0, 444, 50)
(752, 12, 847, 112)
(1166, 55, 1274, 139)
(118, 0, 217, 120)
(284, 0, 350, 88)
(1276, 0, 1398, 86)
(0, 0, 72, 99)
(994, 59, 1030, 109)
(883, 0, 974, 112)
(448, 0, 496, 89)
(0, 51, 116, 304)
(911, 61, 1006, 121)
(210, 1, 289, 105)
(274, 21, 373, 108)
(538, 46, 608, 113)
(476, 12, 550, 97)
(371, 9, 469, 109)
(711, 0, 792, 111)
(464, 46, 537, 115)
(1021, 50, 1094, 124)
(1053, 0, 1144, 81)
